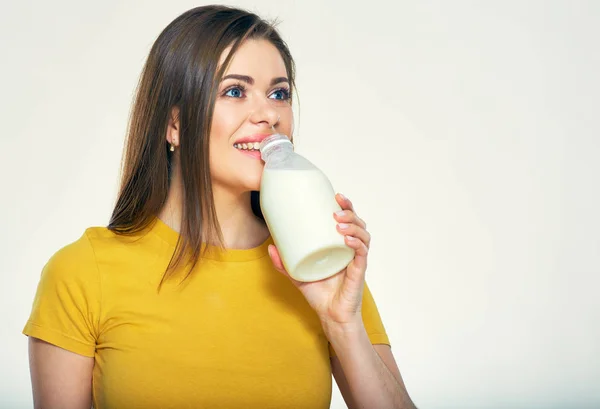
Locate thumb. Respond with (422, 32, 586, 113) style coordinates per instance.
(268, 244, 286, 274)
(268, 245, 300, 285)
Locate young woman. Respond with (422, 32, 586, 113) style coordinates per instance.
(23, 5, 416, 409)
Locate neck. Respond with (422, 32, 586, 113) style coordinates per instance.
(157, 164, 269, 249)
(210, 183, 269, 249)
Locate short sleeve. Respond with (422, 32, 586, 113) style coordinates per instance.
(22, 231, 101, 358)
(329, 282, 390, 357)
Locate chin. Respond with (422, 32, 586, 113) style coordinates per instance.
(239, 174, 262, 193)
(240, 164, 264, 191)
(244, 180, 262, 193)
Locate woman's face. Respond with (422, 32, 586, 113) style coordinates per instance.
(209, 39, 293, 193)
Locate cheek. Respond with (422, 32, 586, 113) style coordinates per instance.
(280, 107, 294, 137)
(211, 103, 240, 143)
(209, 103, 243, 175)
(209, 105, 237, 166)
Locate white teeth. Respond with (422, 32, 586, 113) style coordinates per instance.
(234, 142, 260, 151)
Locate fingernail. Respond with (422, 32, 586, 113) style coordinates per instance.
(338, 223, 349, 230)
(346, 235, 356, 241)
(338, 193, 347, 201)
(335, 210, 345, 217)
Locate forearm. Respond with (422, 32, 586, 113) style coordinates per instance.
(324, 320, 416, 409)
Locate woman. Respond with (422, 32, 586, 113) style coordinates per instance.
(23, 5, 416, 409)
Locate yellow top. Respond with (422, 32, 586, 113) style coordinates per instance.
(23, 217, 390, 409)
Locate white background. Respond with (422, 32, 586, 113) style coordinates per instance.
(1, 1, 599, 408)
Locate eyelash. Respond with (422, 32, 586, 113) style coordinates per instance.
(222, 82, 291, 100)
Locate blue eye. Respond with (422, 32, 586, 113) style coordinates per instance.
(270, 88, 290, 101)
(224, 87, 244, 98)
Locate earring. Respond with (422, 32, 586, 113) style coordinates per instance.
(170, 141, 175, 152)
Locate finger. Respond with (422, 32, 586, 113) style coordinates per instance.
(269, 245, 304, 287)
(268, 245, 287, 274)
(337, 223, 371, 248)
(345, 235, 369, 257)
(335, 194, 368, 229)
(336, 193, 354, 212)
(344, 236, 368, 281)
(333, 210, 367, 230)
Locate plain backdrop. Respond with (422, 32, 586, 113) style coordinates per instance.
(1, 1, 599, 408)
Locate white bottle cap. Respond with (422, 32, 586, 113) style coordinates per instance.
(259, 134, 293, 157)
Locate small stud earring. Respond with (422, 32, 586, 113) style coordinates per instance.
(170, 142, 175, 152)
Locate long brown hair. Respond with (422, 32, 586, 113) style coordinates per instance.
(108, 5, 296, 283)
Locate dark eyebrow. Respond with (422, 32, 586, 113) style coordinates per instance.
(270, 77, 289, 86)
(221, 74, 289, 87)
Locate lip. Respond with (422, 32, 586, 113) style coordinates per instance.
(233, 133, 273, 145)
(237, 149, 262, 160)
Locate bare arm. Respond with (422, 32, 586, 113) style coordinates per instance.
(327, 323, 417, 409)
(28, 337, 94, 409)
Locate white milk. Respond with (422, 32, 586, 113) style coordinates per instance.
(260, 168, 355, 282)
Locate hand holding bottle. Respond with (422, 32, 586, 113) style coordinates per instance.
(267, 193, 371, 328)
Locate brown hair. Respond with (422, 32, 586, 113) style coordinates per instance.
(108, 5, 296, 284)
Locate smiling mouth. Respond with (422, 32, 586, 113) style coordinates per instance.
(233, 142, 261, 151)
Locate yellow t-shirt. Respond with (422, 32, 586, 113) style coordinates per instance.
(23, 217, 390, 409)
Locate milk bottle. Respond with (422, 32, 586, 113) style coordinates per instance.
(259, 134, 355, 282)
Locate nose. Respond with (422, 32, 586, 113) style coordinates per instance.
(247, 97, 279, 128)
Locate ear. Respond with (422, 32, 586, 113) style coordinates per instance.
(167, 106, 180, 147)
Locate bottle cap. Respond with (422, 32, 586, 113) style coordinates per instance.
(259, 134, 293, 156)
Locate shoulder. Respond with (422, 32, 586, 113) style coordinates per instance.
(42, 225, 137, 277)
(47, 225, 124, 262)
(40, 223, 169, 288)
(41, 228, 103, 283)
(40, 223, 150, 282)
